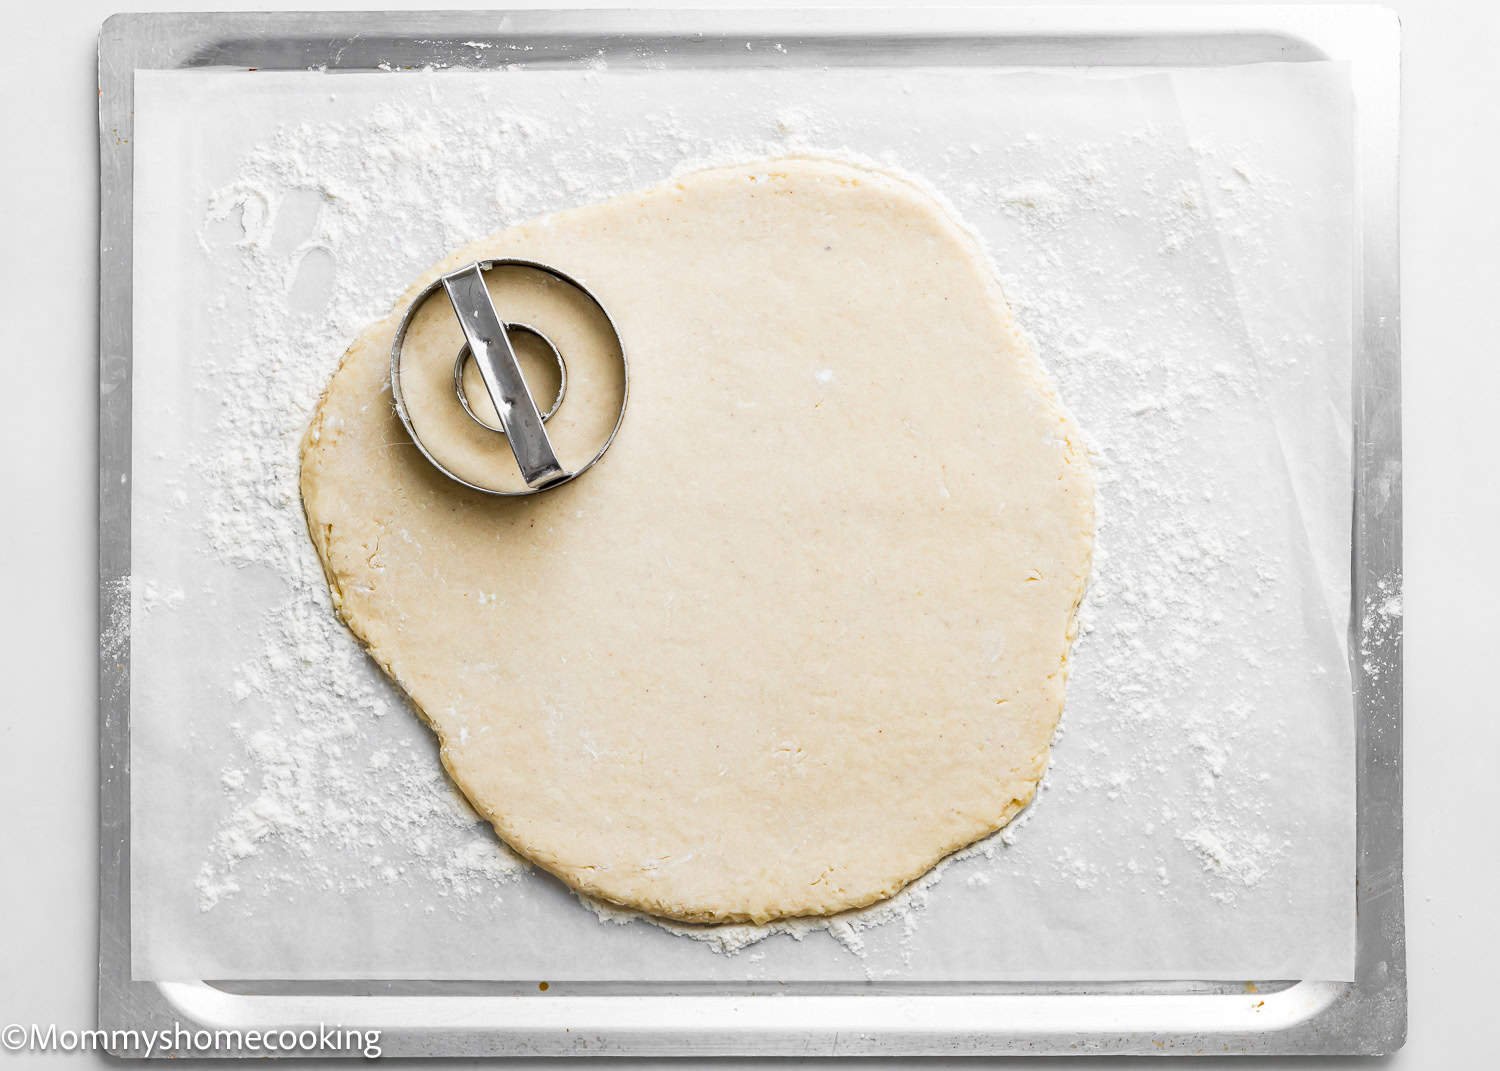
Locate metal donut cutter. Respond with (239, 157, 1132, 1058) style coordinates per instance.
(391, 258, 628, 495)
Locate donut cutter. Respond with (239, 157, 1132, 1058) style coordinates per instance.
(391, 259, 628, 495)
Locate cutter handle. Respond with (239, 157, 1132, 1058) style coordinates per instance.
(441, 264, 567, 489)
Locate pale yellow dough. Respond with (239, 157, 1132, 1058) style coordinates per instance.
(300, 157, 1095, 924)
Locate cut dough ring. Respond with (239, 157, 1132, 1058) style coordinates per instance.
(453, 322, 567, 432)
(390, 257, 629, 497)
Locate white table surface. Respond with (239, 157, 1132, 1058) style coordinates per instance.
(0, 1, 1493, 1067)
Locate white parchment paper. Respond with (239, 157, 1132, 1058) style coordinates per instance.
(129, 60, 1356, 982)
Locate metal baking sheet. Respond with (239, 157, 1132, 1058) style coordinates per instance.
(97, 6, 1403, 1057)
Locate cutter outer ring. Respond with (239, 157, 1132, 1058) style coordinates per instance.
(390, 257, 630, 497)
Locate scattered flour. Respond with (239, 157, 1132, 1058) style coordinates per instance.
(125, 65, 1369, 971)
(1360, 573, 1404, 683)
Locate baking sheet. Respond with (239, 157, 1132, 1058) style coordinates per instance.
(128, 59, 1356, 982)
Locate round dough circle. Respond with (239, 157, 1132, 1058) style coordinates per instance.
(300, 156, 1095, 924)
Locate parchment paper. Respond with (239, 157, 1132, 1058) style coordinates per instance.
(129, 60, 1356, 981)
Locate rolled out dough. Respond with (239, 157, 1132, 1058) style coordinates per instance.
(300, 156, 1095, 924)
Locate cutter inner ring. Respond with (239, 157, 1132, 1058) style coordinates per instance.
(452, 321, 568, 434)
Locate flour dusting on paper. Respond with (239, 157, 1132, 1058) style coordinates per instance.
(128, 64, 1357, 981)
(192, 107, 1258, 934)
